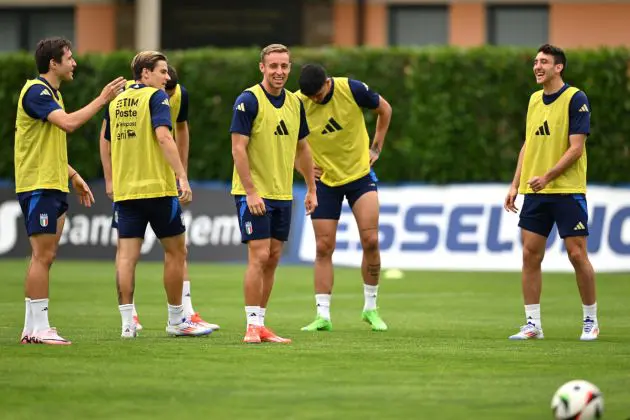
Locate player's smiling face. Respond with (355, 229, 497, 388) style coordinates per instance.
(261, 52, 291, 90)
(54, 47, 76, 81)
(142, 60, 170, 90)
(533, 52, 561, 84)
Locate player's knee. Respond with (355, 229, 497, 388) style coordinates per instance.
(360, 230, 379, 254)
(315, 237, 335, 259)
(249, 245, 271, 267)
(32, 247, 57, 267)
(566, 243, 587, 266)
(522, 245, 544, 267)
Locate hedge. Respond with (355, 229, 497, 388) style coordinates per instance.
(1, 46, 629, 184)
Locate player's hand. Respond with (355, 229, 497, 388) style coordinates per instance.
(527, 175, 549, 193)
(105, 178, 113, 200)
(99, 77, 127, 104)
(178, 177, 192, 205)
(503, 185, 519, 213)
(305, 188, 318, 216)
(369, 149, 380, 166)
(247, 192, 266, 216)
(313, 165, 323, 181)
(71, 173, 95, 208)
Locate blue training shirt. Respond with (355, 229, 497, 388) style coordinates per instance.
(543, 84, 591, 135)
(319, 78, 380, 110)
(104, 85, 172, 140)
(22, 77, 63, 121)
(229, 85, 309, 139)
(177, 85, 189, 123)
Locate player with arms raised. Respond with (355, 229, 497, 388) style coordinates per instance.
(16, 37, 125, 345)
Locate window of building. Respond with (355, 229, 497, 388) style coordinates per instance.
(389, 6, 448, 46)
(0, 8, 74, 53)
(487, 5, 548, 46)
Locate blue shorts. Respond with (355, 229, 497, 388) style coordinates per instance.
(113, 197, 185, 239)
(17, 189, 68, 236)
(311, 172, 378, 220)
(234, 196, 292, 243)
(519, 193, 589, 238)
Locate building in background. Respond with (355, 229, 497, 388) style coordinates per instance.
(0, 0, 629, 53)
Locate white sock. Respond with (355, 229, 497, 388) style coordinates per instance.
(168, 304, 185, 326)
(132, 299, 138, 317)
(583, 303, 597, 323)
(31, 298, 50, 333)
(119, 304, 134, 329)
(23, 298, 33, 333)
(315, 294, 331, 320)
(363, 284, 378, 311)
(525, 304, 541, 329)
(245, 305, 261, 326)
(260, 307, 266, 326)
(182, 280, 195, 316)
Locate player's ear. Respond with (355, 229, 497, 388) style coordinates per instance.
(259, 61, 265, 73)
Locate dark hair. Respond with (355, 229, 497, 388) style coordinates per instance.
(299, 64, 327, 96)
(165, 64, 178, 90)
(35, 37, 72, 74)
(131, 51, 168, 81)
(537, 43, 566, 76)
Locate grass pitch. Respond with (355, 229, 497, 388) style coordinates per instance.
(0, 259, 628, 419)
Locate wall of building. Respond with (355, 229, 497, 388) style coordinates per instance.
(333, 0, 630, 48)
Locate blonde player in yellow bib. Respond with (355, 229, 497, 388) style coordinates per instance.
(100, 65, 219, 332)
(230, 44, 317, 344)
(104, 51, 211, 338)
(504, 44, 598, 341)
(16, 37, 126, 345)
(296, 64, 392, 332)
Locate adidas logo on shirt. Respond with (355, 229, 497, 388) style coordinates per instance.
(274, 120, 289, 136)
(236, 103, 246, 112)
(535, 121, 551, 136)
(579, 104, 589, 113)
(574, 222, 586, 231)
(40, 89, 51, 96)
(161, 98, 170, 106)
(321, 117, 343, 134)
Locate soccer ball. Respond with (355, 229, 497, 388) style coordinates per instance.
(551, 380, 604, 419)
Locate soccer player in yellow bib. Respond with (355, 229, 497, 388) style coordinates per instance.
(504, 44, 598, 341)
(296, 64, 393, 332)
(100, 65, 219, 332)
(230, 44, 317, 344)
(104, 51, 212, 338)
(16, 37, 126, 345)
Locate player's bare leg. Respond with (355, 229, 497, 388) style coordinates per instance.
(509, 229, 546, 340)
(243, 238, 270, 343)
(257, 238, 290, 343)
(26, 214, 70, 345)
(116, 238, 142, 338)
(352, 191, 387, 331)
(301, 219, 337, 332)
(565, 236, 599, 340)
(161, 234, 211, 337)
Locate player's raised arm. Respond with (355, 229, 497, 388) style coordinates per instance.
(47, 76, 127, 133)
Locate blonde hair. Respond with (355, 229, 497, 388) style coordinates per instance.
(260, 44, 290, 63)
(131, 51, 168, 80)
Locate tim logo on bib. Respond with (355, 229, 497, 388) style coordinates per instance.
(39, 213, 49, 227)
